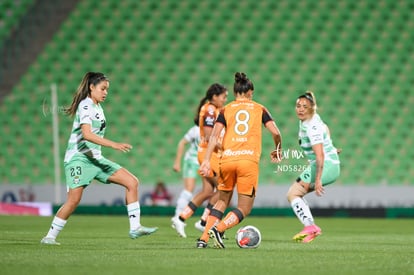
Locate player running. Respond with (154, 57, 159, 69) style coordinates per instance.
(171, 83, 228, 238)
(40, 72, 157, 245)
(197, 72, 282, 248)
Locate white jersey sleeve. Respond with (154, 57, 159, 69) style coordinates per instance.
(306, 120, 325, 145)
(78, 100, 94, 125)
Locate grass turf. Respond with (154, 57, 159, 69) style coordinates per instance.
(0, 215, 413, 275)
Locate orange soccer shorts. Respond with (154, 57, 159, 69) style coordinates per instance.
(218, 160, 259, 196)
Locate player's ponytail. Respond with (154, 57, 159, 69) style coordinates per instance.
(194, 83, 227, 126)
(234, 72, 254, 94)
(66, 72, 108, 116)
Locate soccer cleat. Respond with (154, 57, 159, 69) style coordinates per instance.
(196, 239, 207, 248)
(302, 232, 321, 243)
(292, 224, 322, 243)
(129, 226, 158, 239)
(171, 216, 187, 238)
(194, 220, 205, 232)
(208, 226, 225, 249)
(40, 237, 60, 245)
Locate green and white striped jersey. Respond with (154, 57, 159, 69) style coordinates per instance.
(64, 97, 106, 162)
(183, 125, 200, 165)
(298, 113, 339, 163)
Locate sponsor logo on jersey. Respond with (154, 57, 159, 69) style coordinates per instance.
(222, 149, 254, 157)
(205, 116, 215, 126)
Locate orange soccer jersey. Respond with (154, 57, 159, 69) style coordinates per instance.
(216, 98, 274, 195)
(198, 103, 220, 149)
(198, 102, 221, 175)
(218, 98, 273, 164)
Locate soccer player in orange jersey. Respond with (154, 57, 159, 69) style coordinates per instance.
(171, 83, 228, 238)
(196, 72, 282, 248)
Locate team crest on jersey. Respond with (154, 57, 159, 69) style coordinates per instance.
(73, 176, 80, 184)
(207, 105, 215, 115)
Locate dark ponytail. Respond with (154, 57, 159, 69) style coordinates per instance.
(233, 72, 254, 94)
(66, 72, 108, 116)
(193, 83, 227, 126)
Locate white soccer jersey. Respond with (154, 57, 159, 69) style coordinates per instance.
(298, 113, 339, 163)
(183, 125, 200, 164)
(64, 97, 106, 162)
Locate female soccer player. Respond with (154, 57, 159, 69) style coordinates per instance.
(197, 72, 282, 248)
(40, 72, 157, 245)
(172, 123, 200, 219)
(171, 83, 228, 238)
(287, 91, 340, 243)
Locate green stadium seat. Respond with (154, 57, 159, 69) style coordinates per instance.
(1, 0, 414, 186)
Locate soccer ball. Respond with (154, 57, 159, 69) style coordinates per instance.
(235, 225, 261, 248)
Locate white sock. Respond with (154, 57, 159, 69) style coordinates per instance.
(291, 197, 314, 227)
(45, 216, 67, 239)
(174, 190, 193, 217)
(127, 201, 141, 230)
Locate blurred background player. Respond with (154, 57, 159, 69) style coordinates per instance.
(172, 123, 200, 220)
(197, 72, 282, 248)
(40, 72, 157, 245)
(171, 83, 228, 238)
(287, 91, 340, 243)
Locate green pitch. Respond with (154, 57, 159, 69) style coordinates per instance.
(1, 215, 413, 275)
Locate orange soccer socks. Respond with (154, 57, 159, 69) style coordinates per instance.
(179, 201, 198, 221)
(200, 209, 224, 241)
(216, 208, 244, 232)
(199, 203, 213, 226)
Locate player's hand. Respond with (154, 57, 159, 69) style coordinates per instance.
(199, 161, 211, 177)
(270, 148, 282, 163)
(112, 143, 132, 153)
(173, 162, 181, 173)
(314, 180, 324, 196)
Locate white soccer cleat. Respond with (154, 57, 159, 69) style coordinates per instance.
(129, 226, 158, 239)
(194, 220, 205, 232)
(40, 237, 60, 245)
(171, 216, 187, 238)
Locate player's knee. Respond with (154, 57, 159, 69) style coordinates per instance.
(125, 175, 139, 191)
(286, 182, 305, 202)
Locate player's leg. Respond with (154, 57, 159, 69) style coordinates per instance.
(41, 158, 92, 245)
(215, 160, 257, 233)
(287, 165, 321, 242)
(172, 176, 215, 237)
(108, 167, 158, 239)
(174, 160, 197, 218)
(174, 178, 195, 217)
(197, 161, 235, 248)
(197, 190, 232, 248)
(195, 191, 218, 232)
(208, 161, 257, 248)
(41, 186, 85, 245)
(287, 161, 340, 243)
(194, 152, 222, 231)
